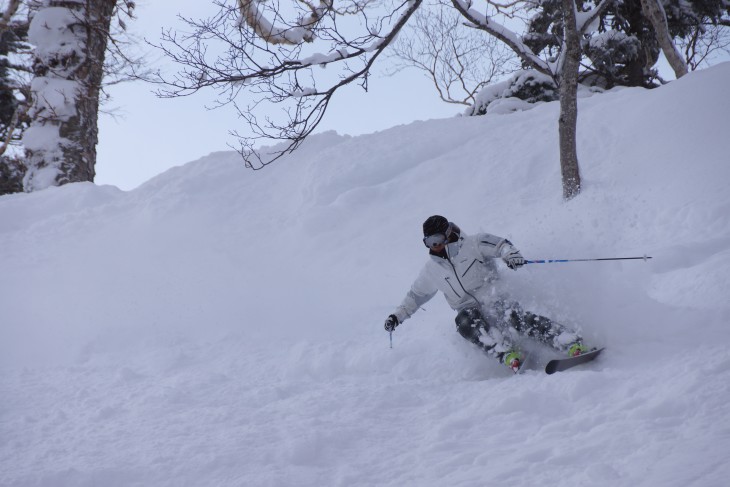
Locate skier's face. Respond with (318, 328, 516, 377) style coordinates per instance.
(429, 242, 446, 252)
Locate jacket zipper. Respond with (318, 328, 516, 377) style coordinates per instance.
(444, 277, 461, 297)
(447, 254, 480, 306)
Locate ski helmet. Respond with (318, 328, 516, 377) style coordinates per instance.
(422, 215, 460, 249)
(422, 215, 449, 237)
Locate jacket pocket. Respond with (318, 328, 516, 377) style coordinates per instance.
(461, 259, 483, 278)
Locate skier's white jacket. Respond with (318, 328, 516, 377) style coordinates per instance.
(392, 232, 518, 324)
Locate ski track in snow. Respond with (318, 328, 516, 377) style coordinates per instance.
(1, 63, 730, 486)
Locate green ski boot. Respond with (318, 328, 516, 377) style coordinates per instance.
(567, 342, 588, 357)
(503, 350, 523, 373)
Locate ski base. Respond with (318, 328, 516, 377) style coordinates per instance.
(545, 347, 604, 375)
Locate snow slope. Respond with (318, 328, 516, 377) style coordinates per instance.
(1, 63, 729, 487)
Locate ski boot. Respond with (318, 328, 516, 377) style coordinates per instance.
(567, 342, 589, 357)
(503, 350, 523, 373)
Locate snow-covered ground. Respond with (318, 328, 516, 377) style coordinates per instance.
(2, 63, 729, 487)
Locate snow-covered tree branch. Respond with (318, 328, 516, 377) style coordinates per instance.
(155, 0, 424, 169)
(450, 0, 552, 75)
(237, 0, 329, 45)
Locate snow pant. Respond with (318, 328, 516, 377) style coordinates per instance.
(454, 304, 581, 363)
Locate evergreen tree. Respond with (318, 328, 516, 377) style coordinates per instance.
(0, 8, 30, 195)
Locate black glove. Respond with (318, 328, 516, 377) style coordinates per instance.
(384, 314, 399, 332)
(503, 249, 525, 270)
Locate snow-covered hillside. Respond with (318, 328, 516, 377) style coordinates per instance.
(1, 63, 729, 487)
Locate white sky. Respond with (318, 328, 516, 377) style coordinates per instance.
(94, 0, 460, 191)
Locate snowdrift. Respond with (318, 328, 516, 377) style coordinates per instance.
(1, 63, 729, 487)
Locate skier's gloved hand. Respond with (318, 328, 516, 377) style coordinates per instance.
(503, 249, 525, 270)
(384, 314, 399, 332)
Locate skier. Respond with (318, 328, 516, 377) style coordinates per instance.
(384, 215, 589, 372)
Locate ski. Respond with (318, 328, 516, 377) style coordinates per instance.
(545, 347, 604, 374)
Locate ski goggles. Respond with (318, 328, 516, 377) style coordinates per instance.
(423, 223, 453, 249)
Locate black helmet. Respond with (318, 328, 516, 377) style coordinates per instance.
(423, 215, 450, 237)
(422, 215, 461, 249)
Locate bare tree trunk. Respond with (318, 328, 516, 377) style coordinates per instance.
(69, 0, 115, 182)
(640, 0, 688, 79)
(559, 0, 581, 200)
(23, 0, 116, 191)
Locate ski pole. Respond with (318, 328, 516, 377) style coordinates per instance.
(389, 330, 393, 349)
(525, 255, 652, 264)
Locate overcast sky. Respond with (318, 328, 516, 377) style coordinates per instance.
(94, 0, 460, 191)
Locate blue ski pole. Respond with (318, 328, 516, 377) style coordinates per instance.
(525, 255, 652, 264)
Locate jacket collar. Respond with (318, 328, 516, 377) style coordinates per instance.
(429, 235, 465, 260)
